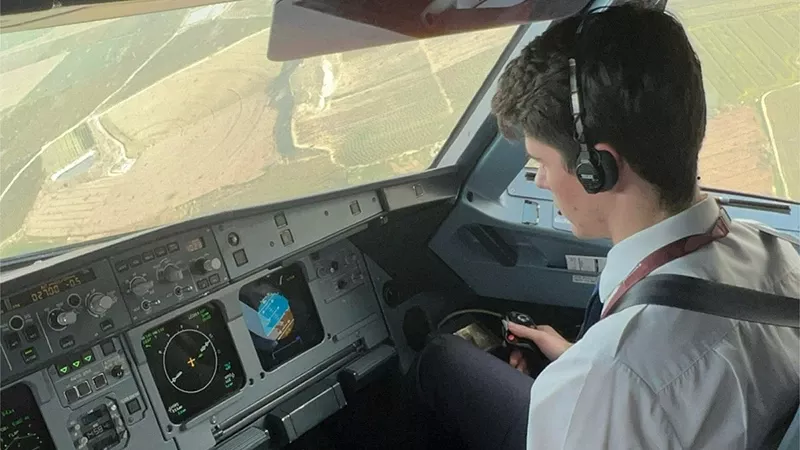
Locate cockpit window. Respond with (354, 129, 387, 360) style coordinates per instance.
(0, 0, 517, 259)
(668, 0, 799, 201)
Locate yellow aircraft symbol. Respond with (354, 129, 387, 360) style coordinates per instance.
(187, 357, 196, 368)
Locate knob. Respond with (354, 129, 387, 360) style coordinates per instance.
(194, 257, 221, 274)
(8, 315, 24, 331)
(336, 279, 348, 290)
(49, 310, 77, 330)
(129, 276, 152, 297)
(110, 365, 124, 378)
(88, 294, 115, 317)
(161, 264, 184, 283)
(67, 294, 82, 308)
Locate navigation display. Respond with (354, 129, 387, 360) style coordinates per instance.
(240, 263, 324, 371)
(1, 383, 57, 450)
(141, 302, 245, 424)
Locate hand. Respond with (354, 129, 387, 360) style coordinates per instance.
(508, 348, 530, 375)
(506, 322, 572, 361)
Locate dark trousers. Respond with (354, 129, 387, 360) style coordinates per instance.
(414, 334, 535, 450)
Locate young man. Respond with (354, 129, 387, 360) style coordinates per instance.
(415, 4, 800, 449)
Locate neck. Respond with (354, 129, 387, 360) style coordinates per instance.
(607, 187, 703, 245)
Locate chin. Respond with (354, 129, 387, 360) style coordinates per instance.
(570, 225, 600, 240)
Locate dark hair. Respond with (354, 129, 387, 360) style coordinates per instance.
(491, 4, 706, 212)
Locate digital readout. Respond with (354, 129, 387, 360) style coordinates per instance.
(5, 268, 96, 312)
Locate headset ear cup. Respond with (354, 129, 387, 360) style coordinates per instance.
(596, 150, 619, 191)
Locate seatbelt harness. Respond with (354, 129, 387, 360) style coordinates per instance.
(604, 211, 800, 328)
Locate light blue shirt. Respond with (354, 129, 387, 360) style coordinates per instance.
(527, 195, 800, 449)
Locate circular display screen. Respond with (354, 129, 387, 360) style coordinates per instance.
(141, 302, 244, 424)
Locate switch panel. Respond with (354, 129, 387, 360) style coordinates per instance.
(0, 261, 128, 382)
(111, 228, 228, 323)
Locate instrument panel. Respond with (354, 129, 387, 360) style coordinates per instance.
(0, 193, 389, 450)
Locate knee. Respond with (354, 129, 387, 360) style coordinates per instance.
(418, 334, 467, 371)
(415, 334, 471, 393)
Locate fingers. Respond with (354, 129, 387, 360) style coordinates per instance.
(509, 349, 522, 367)
(508, 349, 529, 374)
(506, 321, 540, 340)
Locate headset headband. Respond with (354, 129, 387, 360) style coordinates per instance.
(569, 16, 590, 154)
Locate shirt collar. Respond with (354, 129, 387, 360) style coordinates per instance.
(598, 195, 721, 304)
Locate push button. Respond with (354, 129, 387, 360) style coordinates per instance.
(197, 279, 209, 290)
(23, 325, 39, 342)
(100, 340, 115, 356)
(280, 229, 294, 246)
(142, 250, 154, 262)
(3, 332, 20, 350)
(125, 398, 141, 414)
(167, 242, 179, 253)
(81, 349, 95, 365)
(274, 212, 288, 228)
(233, 249, 248, 267)
(56, 362, 72, 377)
(349, 200, 361, 215)
(59, 335, 75, 349)
(76, 381, 92, 397)
(154, 246, 167, 257)
(65, 387, 79, 404)
(115, 261, 129, 273)
(100, 320, 114, 332)
(74, 382, 92, 398)
(21, 347, 37, 364)
(209, 274, 220, 285)
(129, 255, 142, 267)
(93, 374, 107, 389)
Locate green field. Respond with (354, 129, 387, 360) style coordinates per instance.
(289, 27, 514, 181)
(40, 124, 95, 174)
(0, 0, 276, 251)
(670, 0, 799, 200)
(763, 83, 800, 200)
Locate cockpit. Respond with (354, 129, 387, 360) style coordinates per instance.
(0, 0, 798, 449)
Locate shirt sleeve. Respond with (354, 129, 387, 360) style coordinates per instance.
(527, 353, 683, 450)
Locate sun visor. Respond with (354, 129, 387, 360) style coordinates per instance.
(267, 0, 594, 61)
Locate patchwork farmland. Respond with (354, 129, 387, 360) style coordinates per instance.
(670, 0, 799, 198)
(0, 0, 797, 259)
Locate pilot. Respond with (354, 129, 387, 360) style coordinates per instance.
(414, 4, 800, 449)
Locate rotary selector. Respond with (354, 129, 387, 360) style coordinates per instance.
(193, 257, 221, 275)
(87, 293, 116, 317)
(160, 264, 184, 283)
(48, 309, 77, 331)
(129, 276, 153, 297)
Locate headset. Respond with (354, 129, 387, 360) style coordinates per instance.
(568, 13, 619, 194)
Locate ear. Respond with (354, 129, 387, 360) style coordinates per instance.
(592, 143, 622, 168)
(591, 142, 620, 192)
